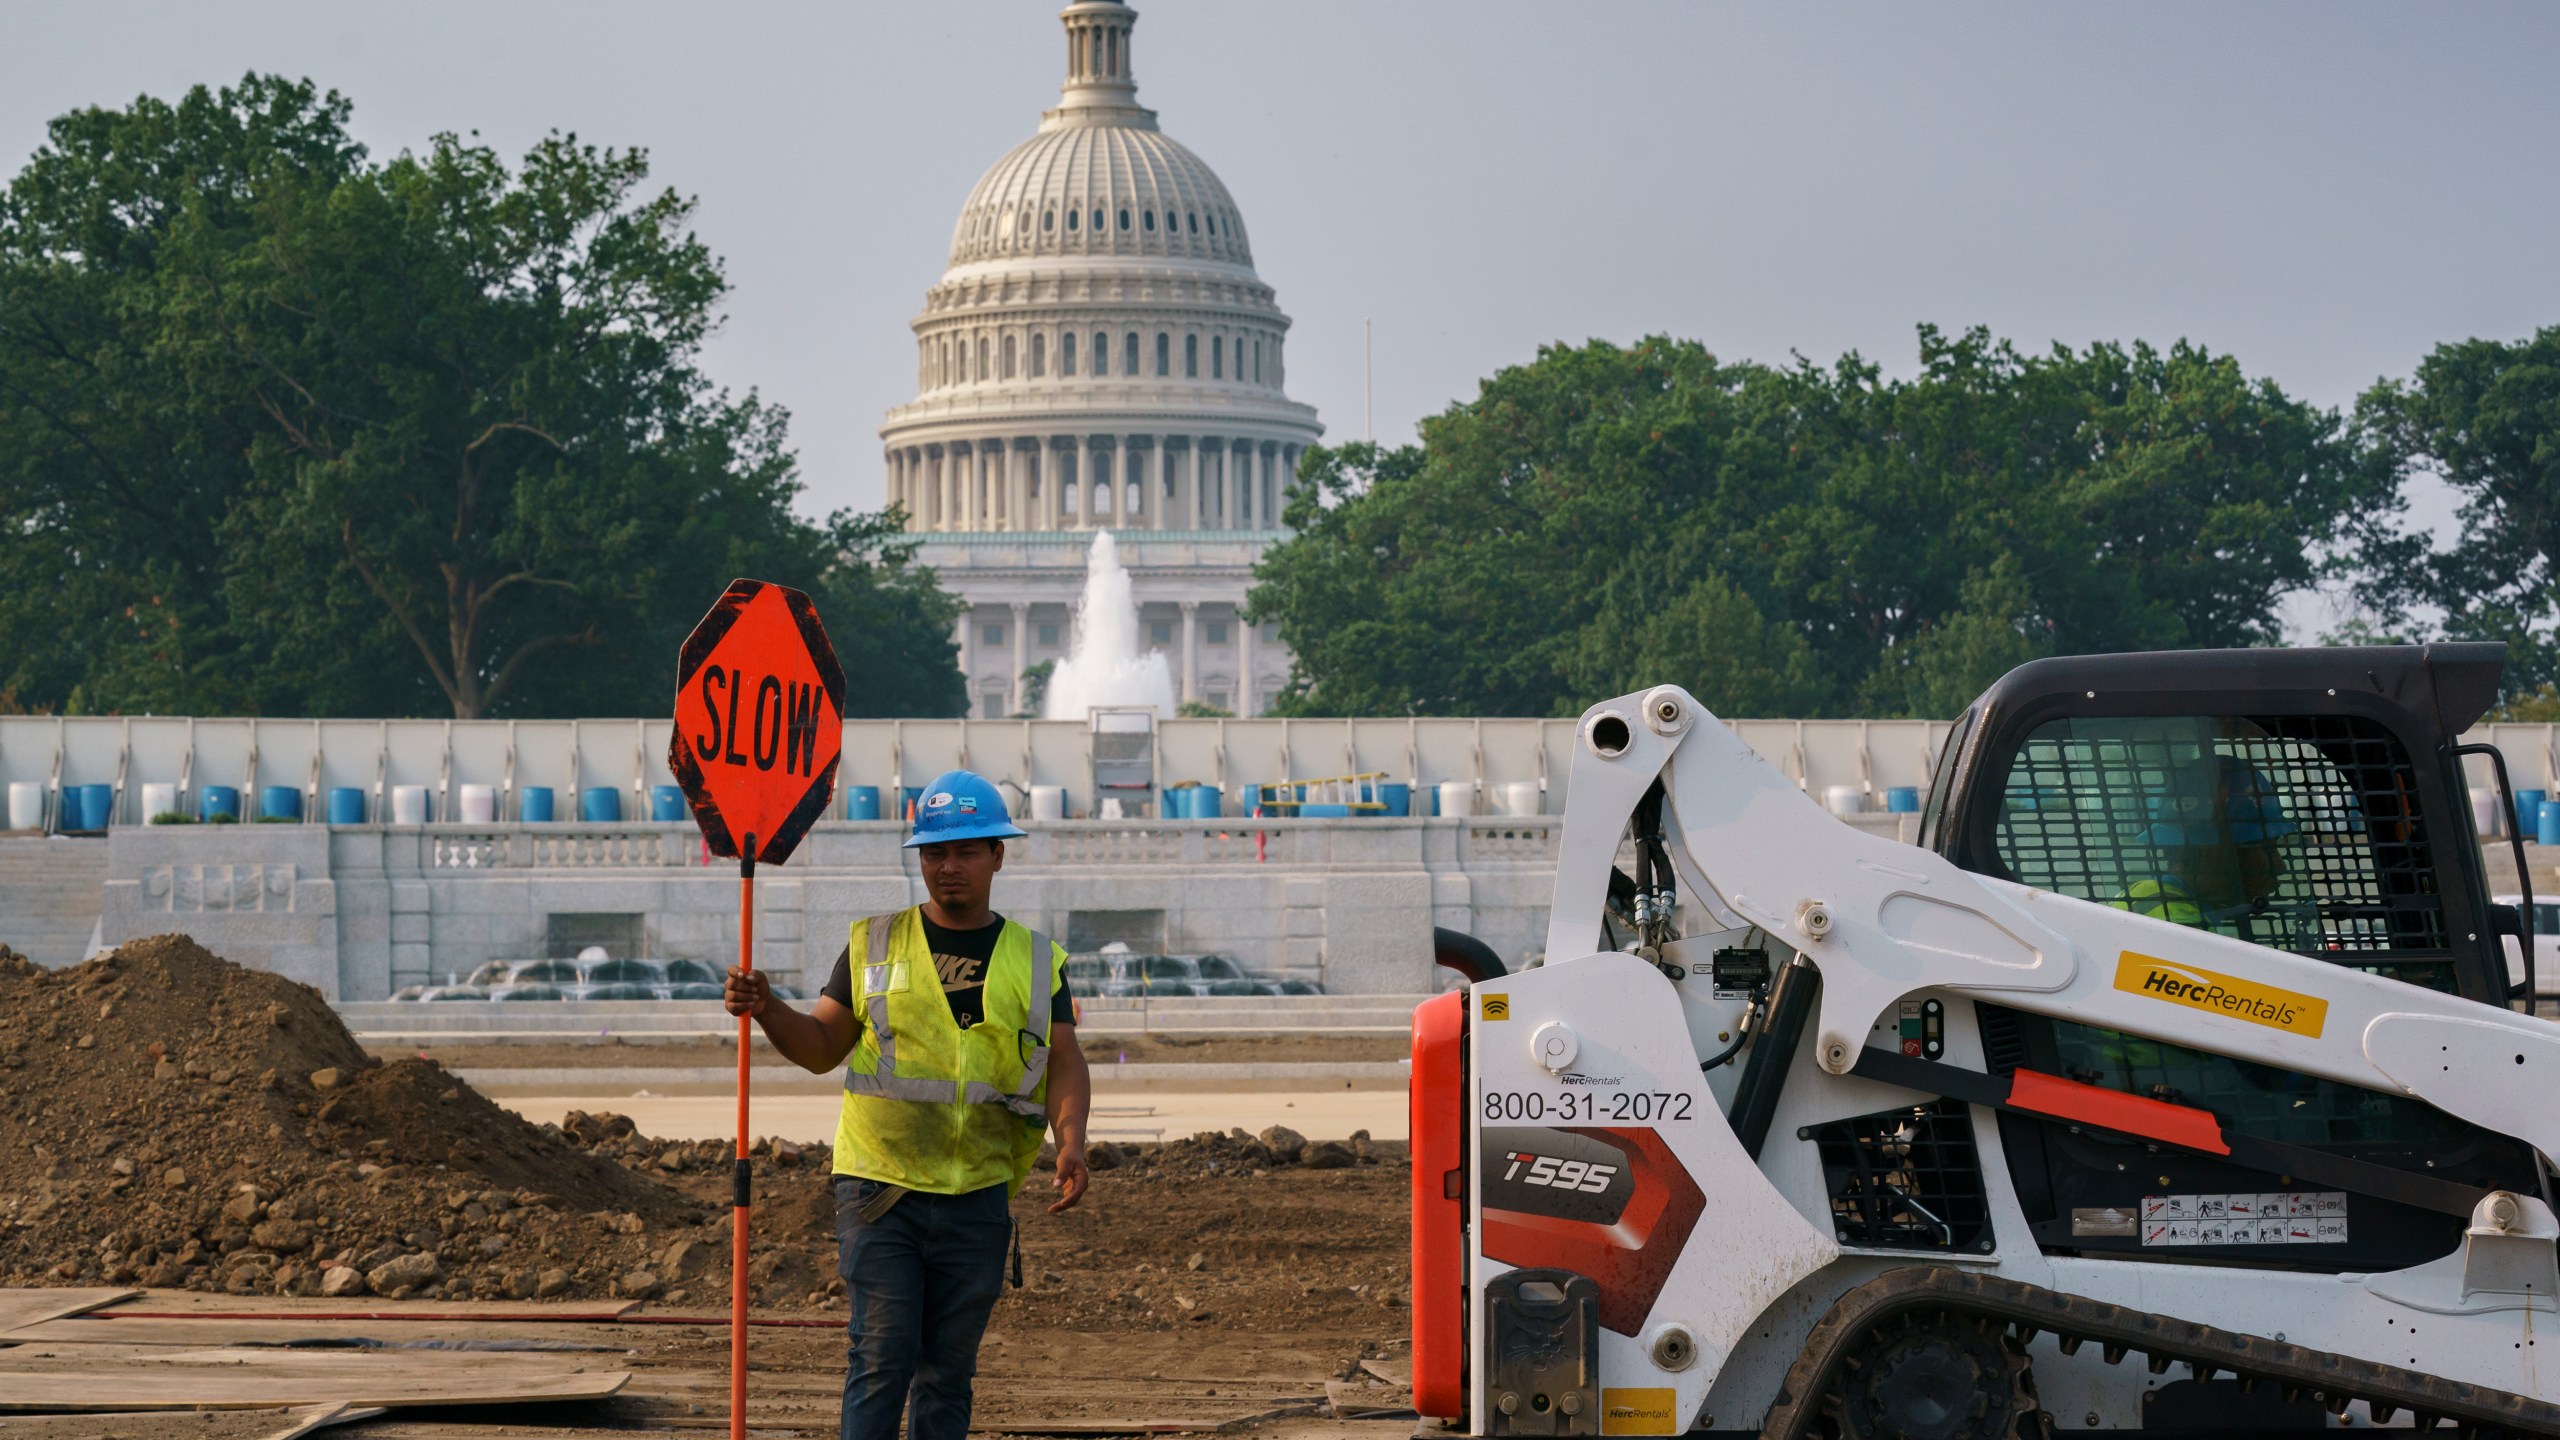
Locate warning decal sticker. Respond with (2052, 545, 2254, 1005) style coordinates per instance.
(2138, 1191, 2347, 1246)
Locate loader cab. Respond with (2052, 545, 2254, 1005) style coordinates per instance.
(1917, 643, 2542, 1274)
(1921, 642, 2513, 1004)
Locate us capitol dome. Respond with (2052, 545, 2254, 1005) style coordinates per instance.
(880, 0, 1323, 718)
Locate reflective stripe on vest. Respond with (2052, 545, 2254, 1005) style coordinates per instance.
(842, 909, 1057, 1118)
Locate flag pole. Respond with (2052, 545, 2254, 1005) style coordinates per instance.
(732, 838, 756, 1440)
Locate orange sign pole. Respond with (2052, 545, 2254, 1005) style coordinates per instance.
(732, 840, 755, 1440)
(669, 578, 844, 1440)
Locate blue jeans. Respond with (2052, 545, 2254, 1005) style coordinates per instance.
(834, 1176, 1012, 1440)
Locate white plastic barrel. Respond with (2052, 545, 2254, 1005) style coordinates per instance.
(6, 782, 41, 831)
(1825, 784, 1867, 816)
(458, 784, 497, 823)
(1499, 781, 1540, 817)
(2473, 786, 2503, 838)
(1030, 785, 1066, 821)
(1437, 781, 1477, 818)
(141, 782, 180, 822)
(390, 785, 432, 825)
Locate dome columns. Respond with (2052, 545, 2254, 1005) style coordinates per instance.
(1059, 2, 1141, 114)
(889, 431, 1304, 535)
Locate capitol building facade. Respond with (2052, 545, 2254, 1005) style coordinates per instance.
(879, 0, 1322, 719)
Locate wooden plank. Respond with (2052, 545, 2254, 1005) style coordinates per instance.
(0, 1289, 140, 1335)
(0, 1345, 629, 1410)
(93, 1290, 639, 1321)
(259, 1404, 386, 1440)
(1358, 1356, 1414, 1388)
(2, 1317, 638, 1349)
(967, 1414, 1228, 1424)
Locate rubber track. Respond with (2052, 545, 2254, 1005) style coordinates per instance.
(1761, 1266, 2560, 1439)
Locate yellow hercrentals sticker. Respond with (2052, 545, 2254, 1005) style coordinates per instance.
(2114, 951, 2327, 1039)
(1479, 993, 1510, 1022)
(1600, 1387, 1679, 1435)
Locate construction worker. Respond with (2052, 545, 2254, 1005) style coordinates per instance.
(2109, 753, 2296, 934)
(723, 769, 1089, 1440)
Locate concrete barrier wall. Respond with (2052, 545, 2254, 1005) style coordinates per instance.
(68, 806, 1924, 1003)
(0, 713, 1959, 828)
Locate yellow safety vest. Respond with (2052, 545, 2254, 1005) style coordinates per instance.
(834, 907, 1065, 1196)
(2110, 878, 2204, 928)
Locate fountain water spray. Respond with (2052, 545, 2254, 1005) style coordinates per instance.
(1044, 531, 1176, 720)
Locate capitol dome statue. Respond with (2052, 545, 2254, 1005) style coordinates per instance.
(881, 0, 1323, 718)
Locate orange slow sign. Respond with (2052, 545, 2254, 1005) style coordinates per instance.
(669, 578, 845, 865)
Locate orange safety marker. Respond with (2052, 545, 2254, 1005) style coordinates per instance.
(670, 578, 844, 1440)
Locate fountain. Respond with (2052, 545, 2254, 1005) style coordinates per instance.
(1044, 531, 1176, 720)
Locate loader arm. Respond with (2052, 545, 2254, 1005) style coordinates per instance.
(1548, 685, 2560, 1167)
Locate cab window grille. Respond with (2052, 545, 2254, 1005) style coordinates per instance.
(1814, 1101, 1991, 1252)
(1994, 713, 2453, 991)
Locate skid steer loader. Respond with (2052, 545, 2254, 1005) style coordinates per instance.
(1412, 644, 2560, 1436)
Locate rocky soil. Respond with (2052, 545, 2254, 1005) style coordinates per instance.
(0, 937, 1411, 1329)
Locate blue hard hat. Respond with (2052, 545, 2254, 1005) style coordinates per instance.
(903, 770, 1027, 849)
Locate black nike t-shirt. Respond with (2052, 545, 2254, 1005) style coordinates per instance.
(821, 912, 1075, 1033)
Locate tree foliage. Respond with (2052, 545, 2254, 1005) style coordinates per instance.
(1253, 330, 2371, 718)
(0, 75, 961, 718)
(2347, 325, 2560, 692)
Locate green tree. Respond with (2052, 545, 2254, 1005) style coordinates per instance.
(1253, 331, 2367, 718)
(0, 75, 963, 718)
(2351, 325, 2560, 693)
(1011, 659, 1055, 719)
(814, 506, 966, 719)
(0, 76, 366, 714)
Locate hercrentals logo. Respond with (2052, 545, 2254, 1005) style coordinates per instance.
(2113, 951, 2328, 1038)
(1600, 1387, 1678, 1435)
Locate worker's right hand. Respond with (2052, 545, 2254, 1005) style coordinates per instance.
(723, 967, 769, 1019)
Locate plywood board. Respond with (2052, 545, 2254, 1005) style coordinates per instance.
(261, 1404, 386, 1440)
(0, 1289, 140, 1335)
(0, 1345, 629, 1410)
(0, 1404, 381, 1440)
(3, 1316, 637, 1349)
(1358, 1356, 1414, 1388)
(94, 1290, 638, 1321)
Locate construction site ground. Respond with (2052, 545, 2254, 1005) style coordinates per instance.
(0, 937, 1419, 1437)
(0, 1306, 1420, 1439)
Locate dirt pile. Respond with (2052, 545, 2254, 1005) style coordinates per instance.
(0, 936, 706, 1303)
(0, 935, 1413, 1324)
(1081, 1125, 1385, 1176)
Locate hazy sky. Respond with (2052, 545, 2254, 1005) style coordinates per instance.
(2, 1, 2554, 631)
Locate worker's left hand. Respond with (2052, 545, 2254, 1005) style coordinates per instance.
(1048, 1143, 1089, 1213)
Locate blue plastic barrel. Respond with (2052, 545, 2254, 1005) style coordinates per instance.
(1193, 787, 1221, 819)
(2521, 790, 2549, 840)
(520, 786, 555, 823)
(649, 785, 687, 822)
(845, 785, 881, 820)
(2540, 800, 2560, 848)
(1886, 786, 1922, 813)
(259, 785, 302, 822)
(200, 785, 241, 822)
(72, 784, 112, 830)
(1302, 802, 1352, 818)
(327, 787, 366, 824)
(1378, 783, 1412, 817)
(580, 787, 622, 823)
